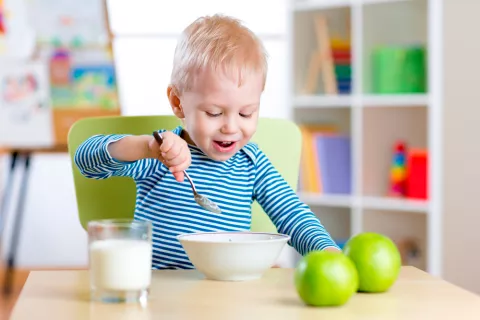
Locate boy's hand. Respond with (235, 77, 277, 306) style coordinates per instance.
(149, 131, 191, 182)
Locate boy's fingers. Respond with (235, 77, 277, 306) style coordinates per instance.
(162, 144, 182, 161)
(149, 140, 164, 159)
(159, 133, 174, 153)
(169, 157, 190, 174)
(173, 171, 184, 182)
(167, 151, 188, 167)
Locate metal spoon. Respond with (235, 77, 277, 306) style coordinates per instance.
(152, 131, 221, 214)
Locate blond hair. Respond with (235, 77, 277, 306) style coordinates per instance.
(170, 14, 268, 94)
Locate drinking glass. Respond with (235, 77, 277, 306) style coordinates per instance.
(88, 219, 152, 304)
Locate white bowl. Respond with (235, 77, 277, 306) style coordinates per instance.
(177, 232, 290, 281)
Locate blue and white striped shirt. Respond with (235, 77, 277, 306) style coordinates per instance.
(74, 126, 339, 269)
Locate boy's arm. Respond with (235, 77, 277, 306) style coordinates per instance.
(74, 134, 162, 180)
(253, 149, 341, 255)
(107, 135, 153, 162)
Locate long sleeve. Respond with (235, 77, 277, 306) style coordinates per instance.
(253, 149, 339, 255)
(74, 134, 162, 181)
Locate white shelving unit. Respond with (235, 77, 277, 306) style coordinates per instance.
(288, 0, 442, 276)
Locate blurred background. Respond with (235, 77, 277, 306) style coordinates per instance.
(0, 0, 477, 304)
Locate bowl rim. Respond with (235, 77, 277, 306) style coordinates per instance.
(176, 231, 291, 244)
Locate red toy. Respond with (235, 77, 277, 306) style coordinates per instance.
(406, 149, 428, 199)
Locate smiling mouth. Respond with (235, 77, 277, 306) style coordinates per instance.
(213, 140, 237, 152)
(215, 141, 234, 147)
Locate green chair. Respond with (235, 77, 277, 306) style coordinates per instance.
(67, 115, 302, 233)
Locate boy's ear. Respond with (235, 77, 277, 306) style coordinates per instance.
(167, 85, 184, 119)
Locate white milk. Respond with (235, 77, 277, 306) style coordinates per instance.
(89, 239, 152, 291)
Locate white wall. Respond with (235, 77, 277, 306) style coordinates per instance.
(109, 0, 290, 118)
(442, 0, 480, 294)
(0, 154, 88, 267)
(0, 0, 295, 268)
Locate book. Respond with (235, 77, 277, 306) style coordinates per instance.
(314, 134, 352, 194)
(298, 124, 337, 193)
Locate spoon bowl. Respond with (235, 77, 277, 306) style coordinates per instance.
(152, 131, 221, 214)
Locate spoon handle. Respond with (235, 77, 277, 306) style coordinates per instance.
(152, 131, 197, 193)
(152, 131, 164, 146)
(183, 171, 198, 194)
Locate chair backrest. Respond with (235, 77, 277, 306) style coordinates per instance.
(67, 115, 302, 232)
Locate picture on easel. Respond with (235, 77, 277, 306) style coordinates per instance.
(47, 47, 121, 145)
(0, 0, 121, 150)
(28, 0, 120, 147)
(0, 61, 54, 148)
(25, 0, 109, 47)
(49, 49, 119, 110)
(302, 14, 352, 95)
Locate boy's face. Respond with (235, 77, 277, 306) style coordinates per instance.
(169, 69, 263, 161)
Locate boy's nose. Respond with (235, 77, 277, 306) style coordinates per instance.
(220, 117, 238, 134)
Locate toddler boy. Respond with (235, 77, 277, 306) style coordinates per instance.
(74, 14, 340, 269)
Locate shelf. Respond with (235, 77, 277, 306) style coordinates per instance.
(362, 107, 427, 197)
(290, 0, 440, 276)
(362, 0, 427, 93)
(293, 94, 429, 108)
(293, 0, 413, 12)
(361, 94, 429, 107)
(293, 0, 352, 11)
(362, 196, 429, 213)
(298, 192, 353, 207)
(363, 207, 427, 270)
(298, 193, 429, 213)
(293, 95, 352, 108)
(362, 0, 413, 5)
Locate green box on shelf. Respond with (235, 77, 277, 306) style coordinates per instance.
(372, 46, 427, 94)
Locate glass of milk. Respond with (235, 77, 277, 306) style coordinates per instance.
(87, 219, 152, 304)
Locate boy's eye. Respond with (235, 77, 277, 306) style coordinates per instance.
(206, 112, 221, 117)
(240, 113, 252, 118)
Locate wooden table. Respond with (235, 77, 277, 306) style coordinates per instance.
(10, 267, 480, 319)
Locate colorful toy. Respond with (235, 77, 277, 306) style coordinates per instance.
(389, 141, 407, 197)
(302, 14, 351, 95)
(331, 38, 351, 94)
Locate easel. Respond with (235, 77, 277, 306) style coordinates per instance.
(0, 0, 119, 295)
(1, 149, 36, 295)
